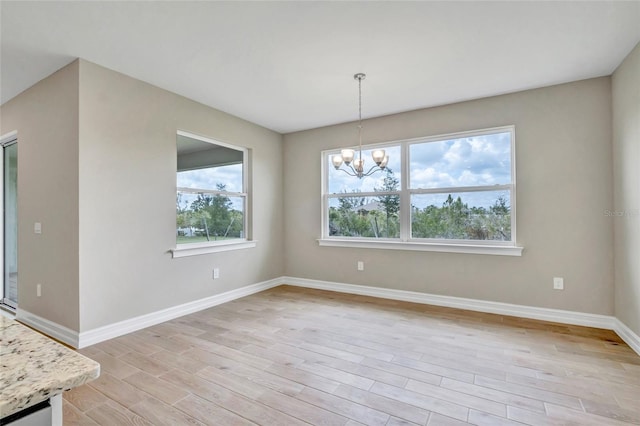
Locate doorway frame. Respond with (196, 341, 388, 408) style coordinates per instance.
(1, 130, 18, 311)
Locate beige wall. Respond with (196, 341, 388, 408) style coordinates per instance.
(1, 59, 284, 333)
(284, 78, 614, 315)
(78, 60, 284, 331)
(0, 57, 623, 333)
(613, 43, 640, 336)
(0, 61, 80, 330)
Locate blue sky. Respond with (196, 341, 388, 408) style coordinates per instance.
(177, 164, 244, 211)
(177, 163, 243, 192)
(328, 132, 512, 209)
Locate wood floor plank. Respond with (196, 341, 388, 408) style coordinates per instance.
(87, 372, 148, 408)
(439, 377, 545, 413)
(544, 403, 635, 426)
(426, 412, 469, 425)
(63, 286, 640, 426)
(405, 378, 506, 417)
(332, 384, 430, 425)
(467, 409, 523, 425)
(174, 394, 257, 426)
(85, 401, 153, 426)
(507, 405, 572, 426)
(198, 361, 350, 425)
(149, 349, 209, 374)
(258, 388, 351, 426)
(264, 362, 343, 394)
(123, 371, 190, 405)
(63, 384, 109, 412)
(369, 382, 468, 421)
(62, 401, 99, 425)
(88, 350, 139, 379)
(360, 357, 444, 386)
(136, 330, 192, 353)
(93, 339, 132, 358)
(160, 368, 309, 426)
(391, 355, 477, 383)
(296, 387, 390, 426)
(119, 351, 169, 376)
(113, 333, 165, 356)
(320, 357, 409, 388)
(580, 398, 640, 424)
(296, 362, 375, 390)
(198, 364, 305, 398)
(129, 397, 205, 426)
(506, 371, 619, 405)
(474, 375, 583, 410)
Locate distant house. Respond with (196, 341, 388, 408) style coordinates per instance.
(356, 201, 382, 215)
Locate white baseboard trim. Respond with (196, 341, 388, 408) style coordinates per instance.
(16, 278, 280, 349)
(16, 275, 640, 357)
(614, 318, 640, 356)
(281, 276, 617, 330)
(17, 309, 80, 348)
(77, 277, 282, 348)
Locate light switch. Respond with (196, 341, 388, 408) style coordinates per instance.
(34, 222, 42, 234)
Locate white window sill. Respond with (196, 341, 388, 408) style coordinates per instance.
(317, 239, 523, 256)
(171, 240, 257, 258)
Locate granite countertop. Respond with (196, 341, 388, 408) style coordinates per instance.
(0, 316, 100, 418)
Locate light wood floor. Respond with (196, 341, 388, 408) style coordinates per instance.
(63, 285, 640, 425)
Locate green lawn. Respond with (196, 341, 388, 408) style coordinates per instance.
(176, 235, 237, 244)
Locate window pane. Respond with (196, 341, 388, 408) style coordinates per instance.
(177, 133, 248, 246)
(411, 191, 510, 240)
(177, 192, 244, 243)
(328, 196, 400, 238)
(328, 146, 401, 194)
(410, 132, 511, 189)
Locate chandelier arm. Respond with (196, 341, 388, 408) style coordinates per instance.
(335, 167, 357, 177)
(362, 165, 385, 177)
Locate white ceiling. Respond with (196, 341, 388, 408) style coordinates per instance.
(1, 1, 638, 133)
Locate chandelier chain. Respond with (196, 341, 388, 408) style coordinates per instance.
(330, 72, 386, 179)
(356, 74, 364, 157)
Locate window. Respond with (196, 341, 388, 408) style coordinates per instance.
(321, 126, 521, 256)
(173, 131, 253, 257)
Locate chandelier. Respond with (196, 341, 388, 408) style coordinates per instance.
(331, 73, 388, 178)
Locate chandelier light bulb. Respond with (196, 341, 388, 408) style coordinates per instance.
(372, 149, 386, 165)
(341, 149, 355, 164)
(331, 155, 344, 169)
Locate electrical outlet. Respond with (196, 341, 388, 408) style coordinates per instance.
(37, 283, 42, 297)
(213, 268, 220, 279)
(553, 277, 564, 290)
(357, 261, 364, 271)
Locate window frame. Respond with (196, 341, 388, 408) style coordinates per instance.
(172, 130, 254, 258)
(320, 126, 522, 256)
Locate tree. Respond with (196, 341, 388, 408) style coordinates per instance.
(487, 196, 511, 240)
(441, 194, 469, 238)
(411, 194, 511, 241)
(190, 184, 235, 240)
(375, 169, 400, 237)
(331, 191, 370, 237)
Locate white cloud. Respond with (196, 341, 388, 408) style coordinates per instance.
(410, 132, 511, 189)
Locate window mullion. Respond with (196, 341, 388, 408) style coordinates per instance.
(410, 184, 511, 195)
(400, 141, 410, 242)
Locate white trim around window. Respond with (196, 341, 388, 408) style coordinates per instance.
(173, 130, 253, 258)
(320, 126, 523, 256)
(171, 240, 257, 258)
